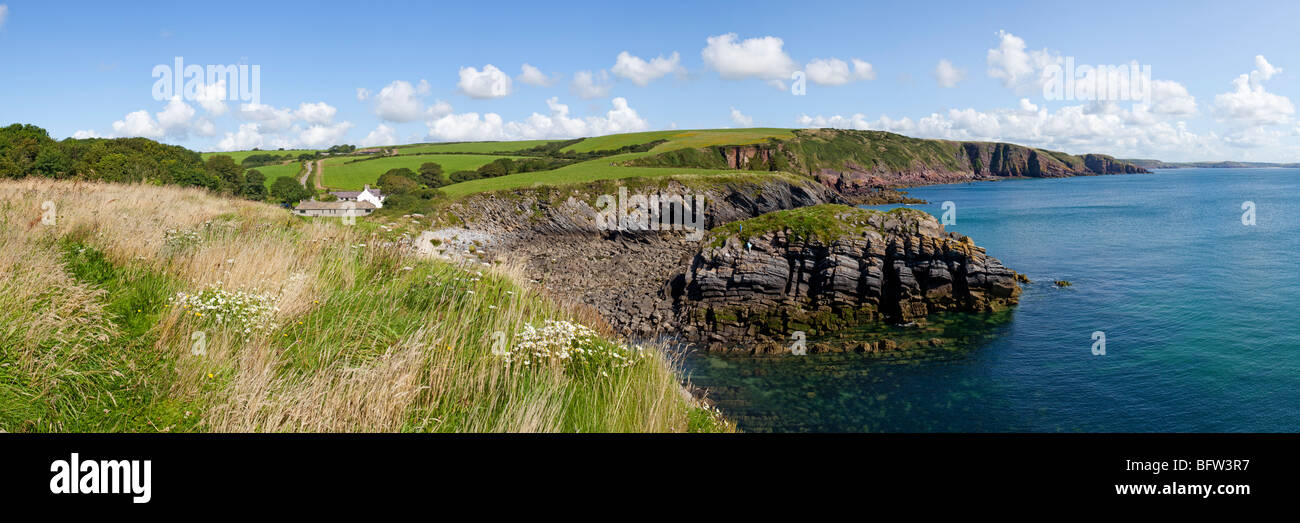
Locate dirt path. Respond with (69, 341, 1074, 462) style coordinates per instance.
(312, 160, 326, 191)
(297, 159, 313, 187)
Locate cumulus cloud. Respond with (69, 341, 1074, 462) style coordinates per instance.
(935, 59, 965, 88)
(297, 122, 355, 148)
(729, 107, 754, 127)
(110, 97, 214, 139)
(805, 58, 875, 86)
(237, 103, 295, 131)
(356, 87, 371, 101)
(611, 51, 683, 86)
(796, 100, 1224, 161)
(293, 102, 338, 125)
(426, 96, 648, 141)
(986, 30, 1062, 93)
(0, 5, 8, 29)
(1148, 79, 1198, 117)
(457, 64, 513, 99)
(701, 33, 798, 86)
(372, 80, 427, 122)
(195, 80, 229, 115)
(1213, 55, 1294, 126)
(360, 124, 398, 147)
(518, 63, 558, 87)
(571, 70, 612, 99)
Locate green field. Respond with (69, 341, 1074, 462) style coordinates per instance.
(562, 128, 793, 153)
(247, 162, 303, 187)
(322, 154, 523, 190)
(393, 140, 558, 155)
(201, 149, 316, 163)
(440, 153, 763, 198)
(440, 129, 798, 198)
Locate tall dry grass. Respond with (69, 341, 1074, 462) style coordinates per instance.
(0, 178, 717, 432)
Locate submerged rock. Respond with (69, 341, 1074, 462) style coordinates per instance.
(671, 204, 1021, 353)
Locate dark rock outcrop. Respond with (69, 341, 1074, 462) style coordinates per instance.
(671, 206, 1020, 353)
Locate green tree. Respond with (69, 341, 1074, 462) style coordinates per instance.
(205, 155, 244, 193)
(270, 176, 310, 205)
(417, 162, 448, 187)
(33, 146, 72, 177)
(476, 158, 514, 178)
(378, 171, 419, 194)
(242, 169, 268, 200)
(449, 170, 480, 183)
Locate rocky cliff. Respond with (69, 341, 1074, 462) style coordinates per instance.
(625, 128, 1149, 199)
(669, 205, 1021, 353)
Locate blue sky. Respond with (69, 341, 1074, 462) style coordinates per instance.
(2, 0, 1298, 161)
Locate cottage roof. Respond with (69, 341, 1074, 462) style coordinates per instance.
(294, 200, 377, 211)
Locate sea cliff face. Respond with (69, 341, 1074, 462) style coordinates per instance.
(625, 128, 1149, 200)
(670, 205, 1021, 353)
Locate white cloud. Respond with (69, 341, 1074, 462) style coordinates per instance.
(426, 99, 453, 119)
(805, 58, 875, 86)
(729, 107, 754, 127)
(986, 30, 1062, 93)
(417, 79, 432, 95)
(111, 97, 212, 139)
(0, 5, 8, 29)
(294, 102, 338, 125)
(518, 63, 558, 87)
(237, 103, 295, 131)
(297, 122, 354, 148)
(360, 124, 398, 147)
(701, 33, 798, 85)
(571, 70, 612, 99)
(356, 87, 371, 101)
(195, 81, 228, 115)
(935, 59, 965, 88)
(217, 123, 269, 151)
(426, 96, 648, 141)
(1148, 79, 1197, 116)
(72, 129, 102, 139)
(457, 64, 513, 99)
(611, 51, 682, 86)
(796, 100, 1225, 161)
(1213, 55, 1294, 125)
(112, 111, 164, 139)
(373, 80, 427, 122)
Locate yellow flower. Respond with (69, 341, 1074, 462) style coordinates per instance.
(207, 373, 214, 379)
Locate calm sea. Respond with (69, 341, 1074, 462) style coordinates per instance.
(683, 168, 1300, 432)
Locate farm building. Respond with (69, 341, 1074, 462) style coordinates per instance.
(292, 200, 376, 217)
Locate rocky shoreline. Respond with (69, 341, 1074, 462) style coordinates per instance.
(426, 177, 1020, 355)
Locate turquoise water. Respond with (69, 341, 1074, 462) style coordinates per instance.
(683, 168, 1300, 432)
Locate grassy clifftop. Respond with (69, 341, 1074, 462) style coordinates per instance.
(0, 179, 729, 433)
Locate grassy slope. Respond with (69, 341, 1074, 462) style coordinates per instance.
(323, 154, 523, 190)
(441, 129, 796, 198)
(0, 178, 728, 433)
(249, 161, 303, 187)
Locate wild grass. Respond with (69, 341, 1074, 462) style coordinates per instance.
(0, 178, 728, 433)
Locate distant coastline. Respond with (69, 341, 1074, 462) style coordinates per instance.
(1121, 159, 1300, 169)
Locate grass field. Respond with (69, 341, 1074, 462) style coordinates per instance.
(249, 162, 303, 187)
(0, 178, 730, 432)
(562, 128, 793, 153)
(440, 129, 799, 198)
(201, 149, 316, 163)
(323, 154, 523, 190)
(394, 140, 557, 155)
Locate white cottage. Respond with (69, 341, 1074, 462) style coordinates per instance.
(329, 185, 386, 208)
